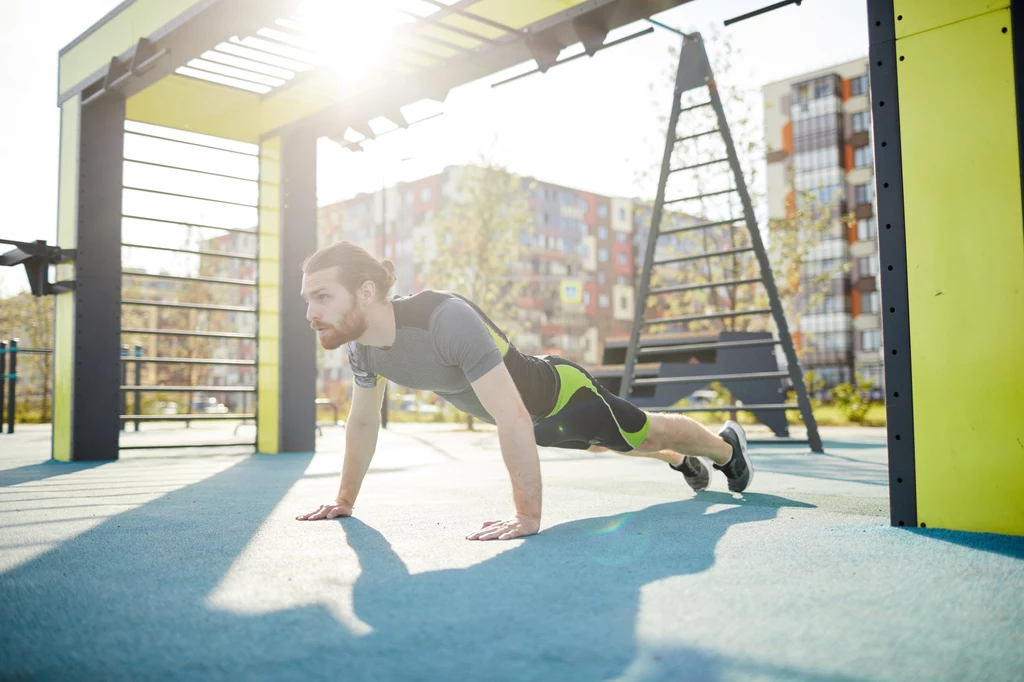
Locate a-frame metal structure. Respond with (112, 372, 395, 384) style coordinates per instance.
(620, 32, 823, 453)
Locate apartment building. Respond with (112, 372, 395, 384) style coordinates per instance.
(763, 57, 884, 390)
(318, 166, 638, 376)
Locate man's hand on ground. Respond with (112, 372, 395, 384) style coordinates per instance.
(296, 503, 352, 521)
(466, 514, 540, 541)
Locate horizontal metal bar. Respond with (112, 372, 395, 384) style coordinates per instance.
(637, 338, 780, 356)
(664, 188, 735, 205)
(646, 18, 691, 37)
(122, 214, 257, 235)
(124, 129, 259, 157)
(119, 441, 256, 450)
(120, 385, 255, 392)
(648, 277, 762, 296)
(122, 186, 257, 209)
(725, 0, 803, 27)
(670, 158, 730, 173)
(4, 347, 53, 354)
(632, 370, 789, 386)
(123, 357, 256, 366)
(654, 246, 754, 266)
(641, 308, 773, 326)
(122, 242, 256, 261)
(121, 328, 256, 339)
(679, 100, 712, 113)
(653, 404, 800, 413)
(122, 271, 256, 286)
(119, 414, 255, 421)
(659, 218, 743, 237)
(122, 299, 257, 313)
(123, 158, 256, 182)
(676, 128, 719, 142)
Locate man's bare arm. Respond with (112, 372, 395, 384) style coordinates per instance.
(465, 362, 542, 540)
(297, 378, 386, 521)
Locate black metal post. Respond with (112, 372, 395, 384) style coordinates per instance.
(0, 341, 6, 433)
(120, 344, 129, 431)
(380, 380, 389, 429)
(6, 339, 17, 434)
(133, 343, 142, 432)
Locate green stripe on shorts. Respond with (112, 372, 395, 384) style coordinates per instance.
(547, 363, 650, 449)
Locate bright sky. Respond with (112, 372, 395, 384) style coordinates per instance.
(0, 0, 868, 296)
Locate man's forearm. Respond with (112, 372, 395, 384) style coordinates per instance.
(336, 419, 380, 507)
(496, 411, 543, 520)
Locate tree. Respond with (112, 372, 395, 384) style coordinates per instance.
(0, 292, 54, 422)
(415, 161, 536, 428)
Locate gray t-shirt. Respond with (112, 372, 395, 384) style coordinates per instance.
(346, 290, 558, 424)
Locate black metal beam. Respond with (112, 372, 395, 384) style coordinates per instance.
(72, 92, 125, 461)
(278, 130, 318, 453)
(868, 0, 916, 528)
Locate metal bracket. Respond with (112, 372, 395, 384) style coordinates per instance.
(82, 37, 169, 106)
(525, 32, 563, 73)
(0, 239, 77, 296)
(572, 12, 611, 56)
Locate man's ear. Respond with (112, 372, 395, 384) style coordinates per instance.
(359, 280, 377, 304)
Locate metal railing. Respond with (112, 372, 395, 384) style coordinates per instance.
(0, 339, 53, 434)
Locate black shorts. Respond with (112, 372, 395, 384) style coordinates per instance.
(533, 357, 651, 453)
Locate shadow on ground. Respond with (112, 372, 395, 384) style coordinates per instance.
(0, 460, 110, 488)
(906, 527, 1024, 560)
(0, 450, 833, 682)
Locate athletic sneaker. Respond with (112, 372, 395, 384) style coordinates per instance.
(714, 420, 753, 493)
(670, 456, 710, 491)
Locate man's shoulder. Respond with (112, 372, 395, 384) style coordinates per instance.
(394, 289, 469, 330)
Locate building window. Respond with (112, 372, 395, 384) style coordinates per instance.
(598, 271, 606, 284)
(617, 208, 626, 221)
(851, 111, 870, 133)
(598, 294, 610, 308)
(420, 187, 431, 202)
(863, 291, 880, 314)
(598, 226, 608, 240)
(861, 329, 882, 351)
(851, 74, 869, 96)
(583, 291, 591, 306)
(598, 247, 609, 262)
(617, 253, 627, 265)
(616, 232, 627, 243)
(854, 145, 873, 168)
(855, 183, 874, 205)
(857, 218, 876, 241)
(598, 204, 608, 218)
(617, 275, 627, 285)
(858, 255, 879, 278)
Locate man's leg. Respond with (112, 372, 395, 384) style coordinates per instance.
(635, 412, 732, 465)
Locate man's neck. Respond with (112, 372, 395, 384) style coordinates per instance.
(358, 300, 397, 349)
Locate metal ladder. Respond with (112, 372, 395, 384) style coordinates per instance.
(620, 32, 822, 453)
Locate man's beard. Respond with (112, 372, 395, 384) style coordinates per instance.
(313, 302, 368, 350)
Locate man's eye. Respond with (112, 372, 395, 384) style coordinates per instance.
(317, 294, 330, 301)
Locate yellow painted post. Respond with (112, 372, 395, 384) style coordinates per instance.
(52, 95, 80, 462)
(257, 137, 281, 454)
(895, 0, 1024, 534)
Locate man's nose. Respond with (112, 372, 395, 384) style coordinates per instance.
(306, 304, 316, 322)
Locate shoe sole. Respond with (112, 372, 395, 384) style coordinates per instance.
(721, 420, 753, 493)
